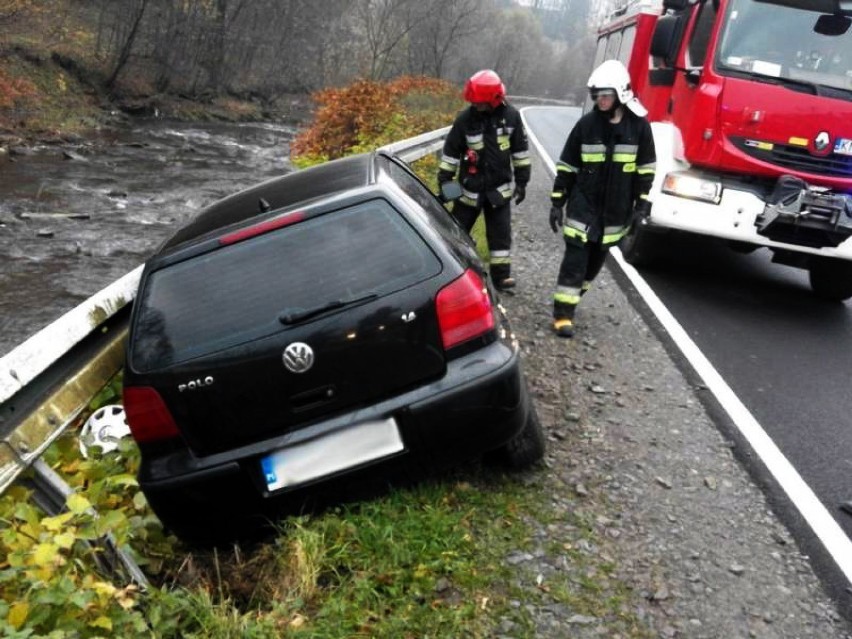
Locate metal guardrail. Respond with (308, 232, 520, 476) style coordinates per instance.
(0, 267, 142, 493)
(0, 129, 449, 527)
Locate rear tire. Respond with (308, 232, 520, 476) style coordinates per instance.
(809, 257, 852, 302)
(490, 403, 546, 469)
(619, 220, 661, 267)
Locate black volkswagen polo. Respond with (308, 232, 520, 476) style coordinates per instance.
(123, 150, 544, 542)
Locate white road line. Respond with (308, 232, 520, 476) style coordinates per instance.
(522, 107, 852, 585)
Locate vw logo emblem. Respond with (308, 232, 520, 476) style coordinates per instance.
(282, 342, 314, 373)
(814, 131, 831, 152)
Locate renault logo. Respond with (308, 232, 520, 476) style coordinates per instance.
(814, 131, 831, 152)
(283, 342, 314, 373)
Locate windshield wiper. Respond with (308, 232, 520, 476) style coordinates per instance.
(774, 76, 823, 96)
(723, 67, 824, 95)
(278, 293, 378, 325)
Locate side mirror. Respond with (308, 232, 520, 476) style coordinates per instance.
(440, 181, 463, 202)
(650, 14, 686, 67)
(686, 68, 702, 85)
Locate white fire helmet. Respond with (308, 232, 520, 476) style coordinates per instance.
(587, 59, 648, 117)
(79, 404, 131, 458)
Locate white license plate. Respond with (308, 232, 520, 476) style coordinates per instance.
(834, 138, 852, 156)
(260, 417, 404, 491)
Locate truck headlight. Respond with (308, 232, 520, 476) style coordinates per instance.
(662, 172, 722, 204)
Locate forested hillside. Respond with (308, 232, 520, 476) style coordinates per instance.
(0, 0, 606, 141)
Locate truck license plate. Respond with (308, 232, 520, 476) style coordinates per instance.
(834, 138, 852, 157)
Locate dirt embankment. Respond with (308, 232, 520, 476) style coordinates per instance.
(494, 151, 852, 638)
(0, 46, 314, 149)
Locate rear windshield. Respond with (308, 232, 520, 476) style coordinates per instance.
(131, 199, 442, 372)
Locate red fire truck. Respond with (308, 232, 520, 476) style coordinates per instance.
(596, 0, 852, 300)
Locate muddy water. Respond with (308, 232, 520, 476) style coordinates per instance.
(0, 119, 296, 357)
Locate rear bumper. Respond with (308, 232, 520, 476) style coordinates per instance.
(138, 339, 529, 536)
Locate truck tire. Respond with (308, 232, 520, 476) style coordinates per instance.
(619, 220, 660, 267)
(809, 257, 852, 302)
(489, 403, 546, 469)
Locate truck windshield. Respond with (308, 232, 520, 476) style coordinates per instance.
(717, 0, 852, 93)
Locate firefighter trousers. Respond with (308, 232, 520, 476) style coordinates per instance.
(453, 198, 512, 283)
(553, 238, 609, 320)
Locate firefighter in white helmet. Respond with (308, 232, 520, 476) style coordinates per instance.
(548, 59, 656, 337)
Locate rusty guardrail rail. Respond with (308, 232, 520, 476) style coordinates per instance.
(0, 128, 450, 581)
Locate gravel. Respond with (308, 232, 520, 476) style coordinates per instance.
(491, 152, 852, 638)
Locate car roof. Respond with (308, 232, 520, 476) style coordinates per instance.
(160, 152, 376, 251)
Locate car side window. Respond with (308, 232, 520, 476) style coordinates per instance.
(381, 156, 471, 246)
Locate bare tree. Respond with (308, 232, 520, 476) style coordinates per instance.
(354, 0, 420, 80)
(406, 0, 481, 78)
(87, 0, 602, 105)
(104, 0, 149, 88)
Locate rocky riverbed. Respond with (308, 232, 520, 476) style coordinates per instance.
(492, 152, 852, 638)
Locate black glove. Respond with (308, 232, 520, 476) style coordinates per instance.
(634, 200, 652, 220)
(549, 205, 563, 233)
(514, 184, 526, 205)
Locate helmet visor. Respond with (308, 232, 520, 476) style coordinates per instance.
(590, 88, 617, 100)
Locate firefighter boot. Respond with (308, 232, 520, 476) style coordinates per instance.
(553, 318, 574, 338)
(495, 276, 516, 291)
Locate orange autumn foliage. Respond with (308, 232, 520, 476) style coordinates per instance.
(291, 76, 462, 163)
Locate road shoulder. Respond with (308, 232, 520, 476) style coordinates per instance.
(496, 151, 852, 638)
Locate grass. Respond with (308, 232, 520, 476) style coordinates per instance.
(132, 465, 655, 638)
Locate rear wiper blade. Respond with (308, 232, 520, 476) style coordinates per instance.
(278, 293, 378, 325)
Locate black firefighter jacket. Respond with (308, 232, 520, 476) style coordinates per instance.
(551, 107, 656, 245)
(438, 103, 531, 208)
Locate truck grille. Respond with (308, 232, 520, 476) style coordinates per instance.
(731, 137, 852, 179)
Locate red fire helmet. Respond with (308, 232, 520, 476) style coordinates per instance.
(463, 70, 506, 108)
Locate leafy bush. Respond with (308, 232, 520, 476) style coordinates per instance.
(291, 76, 461, 166)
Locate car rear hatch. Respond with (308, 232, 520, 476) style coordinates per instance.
(128, 197, 453, 454)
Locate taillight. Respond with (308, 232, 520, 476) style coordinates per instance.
(123, 386, 180, 443)
(436, 269, 495, 350)
(218, 210, 305, 245)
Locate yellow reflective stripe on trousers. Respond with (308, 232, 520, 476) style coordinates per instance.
(491, 250, 511, 265)
(602, 225, 629, 244)
(554, 285, 582, 305)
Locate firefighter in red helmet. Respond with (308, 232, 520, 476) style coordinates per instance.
(438, 69, 531, 291)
